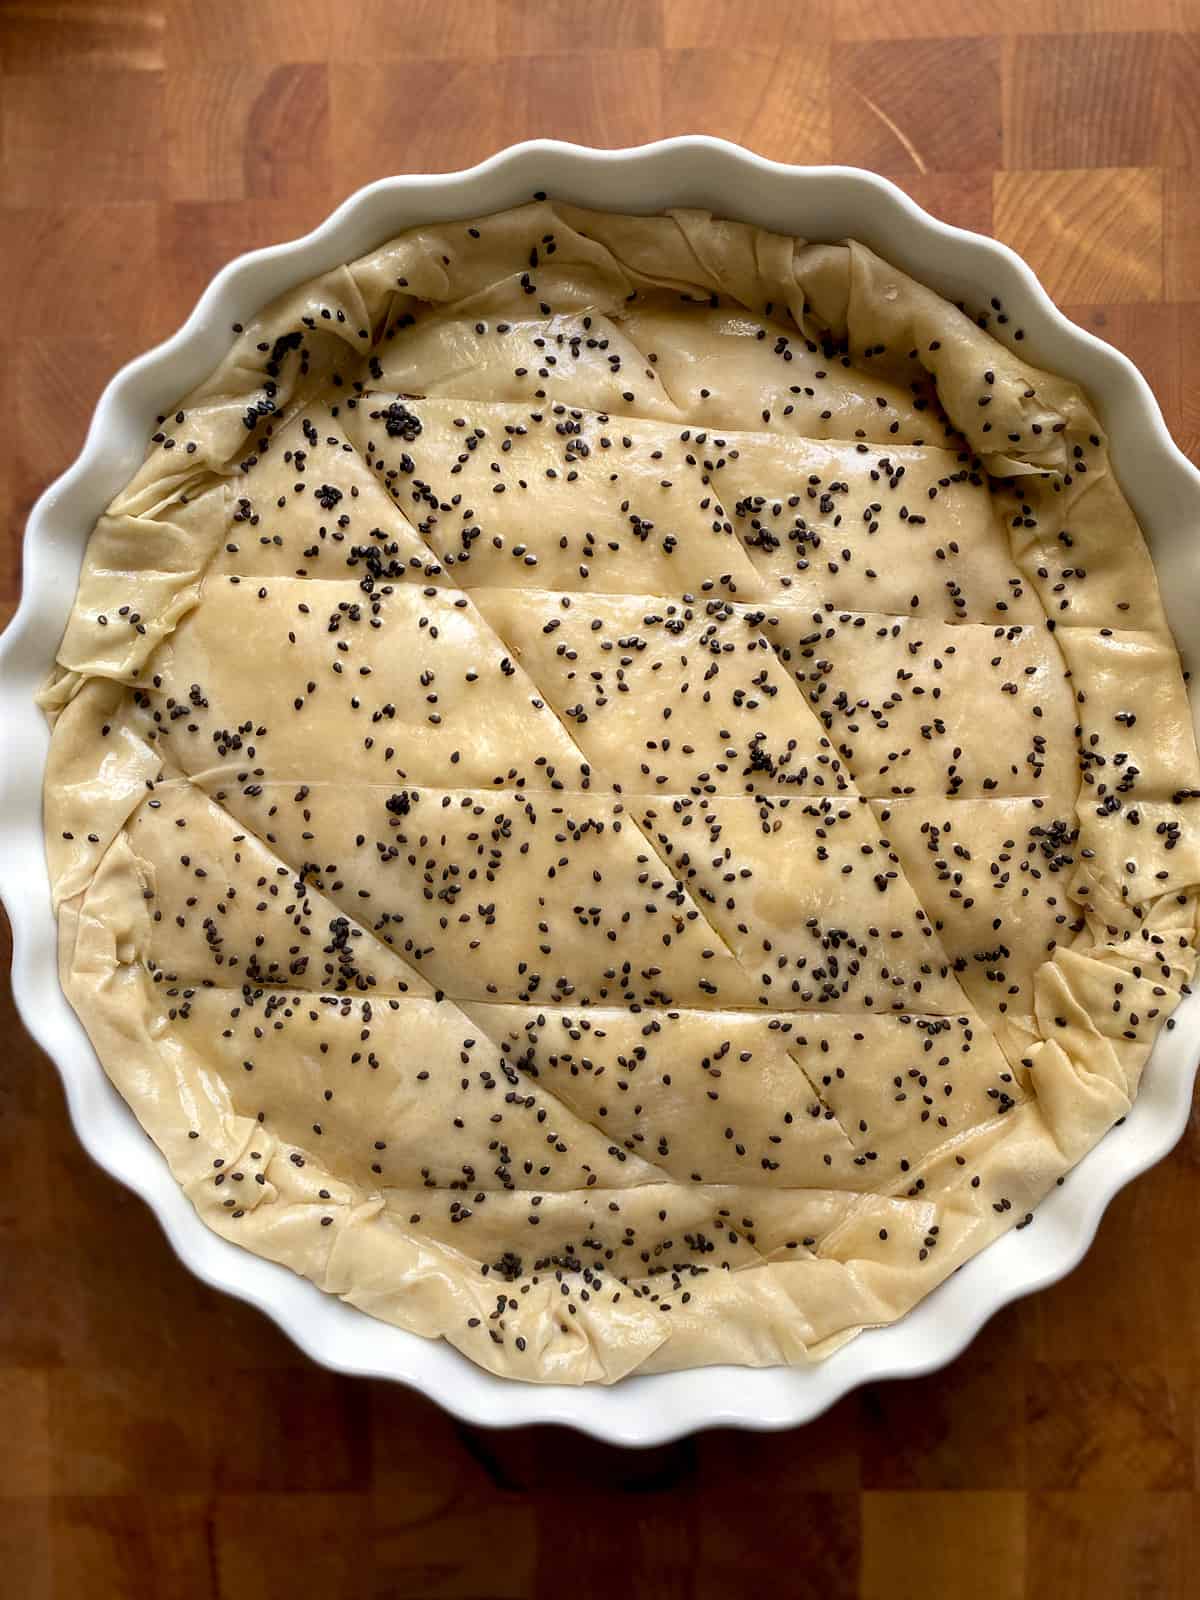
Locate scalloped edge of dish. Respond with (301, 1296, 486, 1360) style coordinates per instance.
(2, 137, 1199, 1446)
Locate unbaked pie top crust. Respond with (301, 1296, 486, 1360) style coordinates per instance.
(41, 202, 1200, 1383)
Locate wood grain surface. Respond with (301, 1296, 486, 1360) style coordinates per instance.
(2, 3, 1199, 1595)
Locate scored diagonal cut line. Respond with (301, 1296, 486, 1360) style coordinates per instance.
(788, 1049, 858, 1149)
(465, 591, 766, 993)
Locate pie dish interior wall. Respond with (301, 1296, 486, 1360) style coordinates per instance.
(3, 139, 1199, 1444)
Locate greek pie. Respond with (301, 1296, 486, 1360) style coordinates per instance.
(41, 202, 1200, 1384)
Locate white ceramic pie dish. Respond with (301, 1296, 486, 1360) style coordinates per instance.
(3, 138, 1199, 1446)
